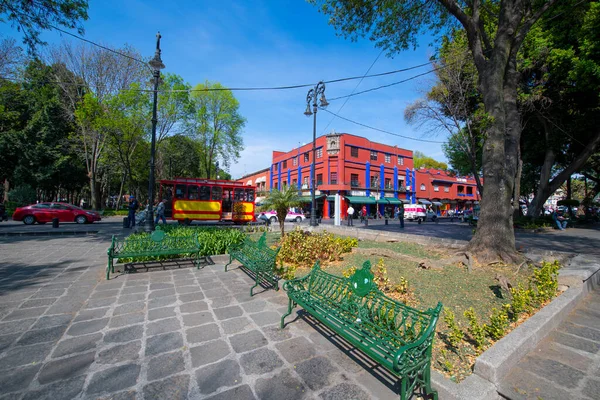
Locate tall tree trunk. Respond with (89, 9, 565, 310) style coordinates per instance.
(3, 179, 9, 202)
(513, 153, 523, 219)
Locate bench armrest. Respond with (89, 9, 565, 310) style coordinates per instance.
(282, 274, 310, 293)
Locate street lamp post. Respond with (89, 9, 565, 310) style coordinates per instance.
(304, 81, 328, 227)
(145, 32, 165, 232)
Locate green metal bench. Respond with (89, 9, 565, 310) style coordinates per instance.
(106, 229, 203, 280)
(281, 260, 442, 400)
(225, 232, 281, 296)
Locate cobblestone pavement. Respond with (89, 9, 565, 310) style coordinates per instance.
(498, 290, 600, 400)
(0, 235, 402, 399)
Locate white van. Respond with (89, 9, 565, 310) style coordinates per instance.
(404, 204, 427, 222)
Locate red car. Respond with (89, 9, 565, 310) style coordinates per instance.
(12, 202, 102, 225)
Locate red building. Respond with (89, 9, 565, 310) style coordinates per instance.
(238, 133, 481, 219)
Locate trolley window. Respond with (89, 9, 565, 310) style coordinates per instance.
(234, 188, 245, 201)
(199, 186, 211, 201)
(175, 184, 186, 199)
(188, 185, 199, 200)
(245, 189, 255, 202)
(211, 186, 222, 201)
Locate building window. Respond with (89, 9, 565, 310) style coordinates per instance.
(370, 150, 378, 161)
(303, 177, 309, 187)
(273, 164, 277, 172)
(351, 146, 359, 157)
(316, 148, 323, 158)
(467, 187, 473, 195)
(385, 178, 391, 189)
(398, 179, 405, 190)
(433, 184, 439, 192)
(385, 153, 391, 163)
(316, 174, 323, 186)
(330, 172, 337, 185)
(351, 174, 359, 187)
(371, 175, 379, 188)
(398, 156, 404, 165)
(292, 179, 297, 186)
(292, 157, 297, 166)
(283, 160, 287, 169)
(420, 184, 426, 191)
(444, 186, 450, 193)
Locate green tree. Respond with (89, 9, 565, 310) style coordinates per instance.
(188, 81, 245, 179)
(312, 0, 564, 263)
(413, 151, 448, 171)
(261, 186, 301, 238)
(0, 0, 88, 52)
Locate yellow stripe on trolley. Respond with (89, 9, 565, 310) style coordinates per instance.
(174, 201, 221, 212)
(173, 213, 219, 220)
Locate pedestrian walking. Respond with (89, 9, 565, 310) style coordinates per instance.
(399, 204, 405, 229)
(155, 198, 167, 225)
(361, 205, 367, 224)
(127, 195, 139, 228)
(347, 205, 354, 226)
(394, 206, 399, 220)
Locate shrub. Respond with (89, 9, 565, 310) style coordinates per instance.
(464, 308, 486, 350)
(443, 310, 464, 348)
(8, 185, 36, 206)
(530, 260, 560, 304)
(277, 228, 358, 269)
(485, 305, 510, 341)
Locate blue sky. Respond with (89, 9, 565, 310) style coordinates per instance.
(1, 0, 448, 178)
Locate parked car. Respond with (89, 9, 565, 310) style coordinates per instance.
(404, 204, 427, 222)
(262, 209, 306, 223)
(12, 202, 102, 225)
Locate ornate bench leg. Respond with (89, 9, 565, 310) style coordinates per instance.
(423, 366, 438, 400)
(280, 298, 294, 329)
(250, 271, 260, 297)
(225, 254, 233, 272)
(106, 258, 112, 280)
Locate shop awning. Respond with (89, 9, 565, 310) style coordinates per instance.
(418, 199, 432, 205)
(345, 196, 377, 205)
(255, 197, 265, 205)
(431, 179, 455, 184)
(326, 195, 344, 201)
(432, 201, 443, 206)
(297, 195, 325, 202)
(246, 180, 253, 185)
(379, 197, 405, 205)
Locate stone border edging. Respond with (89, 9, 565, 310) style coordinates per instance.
(0, 230, 99, 237)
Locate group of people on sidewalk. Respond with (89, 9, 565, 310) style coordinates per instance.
(126, 196, 167, 229)
(347, 204, 405, 228)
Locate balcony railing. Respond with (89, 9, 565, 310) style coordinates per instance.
(350, 180, 361, 187)
(457, 193, 466, 197)
(330, 180, 338, 185)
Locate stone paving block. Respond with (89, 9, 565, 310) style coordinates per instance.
(204, 384, 256, 400)
(150, 282, 175, 290)
(229, 329, 268, 353)
(204, 288, 227, 299)
(295, 356, 338, 390)
(569, 311, 600, 331)
(175, 286, 201, 295)
(214, 305, 243, 320)
(94, 281, 123, 291)
(210, 296, 235, 308)
(240, 347, 284, 374)
(84, 297, 115, 309)
(190, 339, 230, 367)
(499, 366, 573, 400)
(561, 322, 600, 343)
(196, 359, 241, 395)
(199, 280, 223, 290)
(233, 292, 255, 304)
(241, 300, 267, 313)
(275, 337, 316, 363)
(180, 301, 208, 314)
(583, 378, 600, 399)
(37, 351, 96, 384)
(52, 333, 102, 358)
(97, 341, 141, 364)
(549, 331, 600, 354)
(21, 375, 85, 400)
(147, 350, 185, 381)
(20, 298, 57, 309)
(109, 312, 145, 328)
(117, 293, 146, 304)
(178, 291, 205, 303)
(67, 318, 109, 336)
(223, 316, 254, 335)
(255, 369, 307, 400)
(95, 390, 137, 400)
(145, 332, 184, 357)
(354, 369, 397, 400)
(249, 311, 281, 327)
(120, 285, 147, 295)
(0, 364, 40, 394)
(319, 382, 370, 400)
(103, 325, 144, 344)
(17, 325, 67, 346)
(30, 289, 65, 299)
(147, 317, 181, 336)
(2, 307, 48, 321)
(0, 342, 54, 369)
(520, 355, 585, 389)
(113, 301, 145, 316)
(0, 332, 19, 352)
(142, 374, 190, 400)
(86, 363, 141, 394)
(90, 289, 120, 300)
(46, 298, 87, 314)
(73, 308, 109, 323)
(148, 295, 177, 310)
(148, 306, 176, 321)
(326, 350, 365, 374)
(261, 325, 293, 342)
(148, 288, 176, 299)
(535, 340, 595, 372)
(186, 323, 220, 344)
(182, 311, 214, 327)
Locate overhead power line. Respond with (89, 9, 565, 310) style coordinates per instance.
(321, 109, 447, 144)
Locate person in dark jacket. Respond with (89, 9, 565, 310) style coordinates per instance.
(128, 196, 139, 228)
(399, 204, 405, 229)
